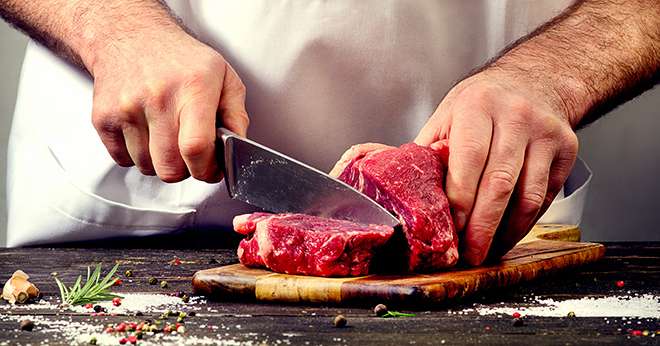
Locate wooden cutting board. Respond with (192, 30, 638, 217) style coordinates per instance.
(192, 224, 604, 306)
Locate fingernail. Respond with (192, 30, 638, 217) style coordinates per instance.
(454, 211, 467, 231)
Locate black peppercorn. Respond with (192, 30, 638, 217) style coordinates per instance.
(93, 305, 102, 313)
(160, 280, 168, 288)
(181, 294, 190, 303)
(512, 318, 524, 327)
(567, 311, 576, 318)
(188, 311, 196, 317)
(19, 319, 34, 331)
(148, 277, 158, 285)
(124, 270, 133, 277)
(374, 304, 388, 317)
(333, 315, 347, 328)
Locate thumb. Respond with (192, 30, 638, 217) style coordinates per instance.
(218, 64, 250, 137)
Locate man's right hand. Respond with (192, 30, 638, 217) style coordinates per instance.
(89, 27, 249, 183)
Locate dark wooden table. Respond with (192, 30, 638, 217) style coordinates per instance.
(0, 243, 658, 345)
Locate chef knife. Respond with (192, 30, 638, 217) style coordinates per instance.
(216, 128, 400, 227)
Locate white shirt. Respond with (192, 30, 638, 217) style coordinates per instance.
(7, 0, 582, 246)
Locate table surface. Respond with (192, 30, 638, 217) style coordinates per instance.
(0, 243, 658, 346)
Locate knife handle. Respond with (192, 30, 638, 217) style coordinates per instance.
(216, 127, 238, 196)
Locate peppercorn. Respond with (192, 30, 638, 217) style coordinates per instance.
(127, 335, 137, 344)
(163, 325, 172, 333)
(136, 331, 143, 340)
(176, 317, 184, 323)
(89, 336, 97, 345)
(124, 270, 133, 277)
(333, 315, 347, 328)
(19, 319, 34, 331)
(177, 325, 186, 334)
(188, 311, 196, 317)
(112, 297, 122, 306)
(115, 323, 126, 332)
(160, 280, 168, 288)
(114, 278, 123, 286)
(373, 304, 388, 317)
(512, 312, 521, 319)
(119, 337, 128, 344)
(93, 305, 103, 313)
(178, 312, 187, 319)
(181, 294, 190, 303)
(512, 318, 524, 327)
(84, 303, 93, 309)
(135, 311, 144, 316)
(616, 280, 625, 288)
(567, 311, 576, 318)
(643, 330, 650, 336)
(148, 277, 158, 285)
(163, 310, 173, 317)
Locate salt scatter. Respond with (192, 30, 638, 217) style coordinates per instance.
(68, 293, 185, 314)
(475, 294, 660, 318)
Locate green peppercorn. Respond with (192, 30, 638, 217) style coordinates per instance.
(124, 270, 133, 277)
(176, 317, 184, 323)
(148, 277, 158, 285)
(333, 315, 347, 328)
(373, 304, 388, 317)
(178, 312, 187, 319)
(181, 294, 190, 303)
(164, 310, 173, 317)
(160, 280, 168, 288)
(567, 311, 576, 318)
(89, 336, 97, 345)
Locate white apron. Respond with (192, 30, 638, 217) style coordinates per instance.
(7, 0, 584, 246)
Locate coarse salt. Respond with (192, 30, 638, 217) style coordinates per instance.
(474, 294, 660, 318)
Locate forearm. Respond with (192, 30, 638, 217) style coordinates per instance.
(481, 0, 660, 128)
(0, 0, 184, 74)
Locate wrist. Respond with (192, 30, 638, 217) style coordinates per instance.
(481, 61, 593, 130)
(70, 3, 185, 76)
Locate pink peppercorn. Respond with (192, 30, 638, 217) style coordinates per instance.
(616, 280, 625, 288)
(119, 338, 127, 344)
(112, 297, 122, 306)
(512, 312, 521, 319)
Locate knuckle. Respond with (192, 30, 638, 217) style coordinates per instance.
(117, 94, 142, 118)
(517, 190, 546, 216)
(483, 167, 517, 198)
(455, 138, 489, 168)
(508, 97, 534, 121)
(144, 80, 172, 112)
(179, 137, 212, 159)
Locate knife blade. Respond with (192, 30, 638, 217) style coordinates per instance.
(216, 128, 399, 227)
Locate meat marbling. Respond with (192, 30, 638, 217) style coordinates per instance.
(330, 142, 458, 271)
(233, 142, 458, 276)
(234, 212, 394, 277)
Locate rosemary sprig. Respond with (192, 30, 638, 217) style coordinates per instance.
(382, 311, 416, 318)
(53, 263, 122, 306)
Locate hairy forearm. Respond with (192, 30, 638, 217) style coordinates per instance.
(0, 0, 184, 74)
(481, 0, 660, 128)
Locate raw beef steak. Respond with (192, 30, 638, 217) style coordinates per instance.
(234, 213, 395, 277)
(330, 143, 458, 271)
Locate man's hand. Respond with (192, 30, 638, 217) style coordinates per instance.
(0, 0, 249, 183)
(90, 28, 248, 183)
(415, 71, 578, 266)
(416, 0, 659, 266)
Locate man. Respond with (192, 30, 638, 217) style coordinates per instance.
(1, 1, 658, 265)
